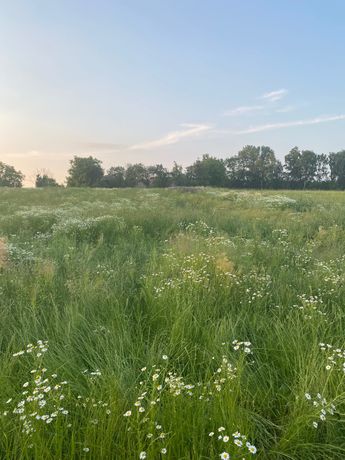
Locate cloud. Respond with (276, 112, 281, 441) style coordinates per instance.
(78, 142, 126, 151)
(129, 123, 212, 150)
(2, 150, 42, 159)
(260, 88, 288, 102)
(236, 114, 345, 134)
(275, 105, 295, 113)
(223, 105, 264, 116)
(223, 89, 289, 117)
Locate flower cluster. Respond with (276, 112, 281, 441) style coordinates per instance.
(319, 343, 345, 373)
(164, 371, 195, 397)
(6, 367, 68, 435)
(123, 364, 169, 457)
(93, 325, 111, 334)
(240, 272, 272, 305)
(304, 392, 336, 428)
(209, 427, 257, 457)
(82, 369, 102, 380)
(232, 340, 252, 354)
(95, 263, 115, 277)
(12, 340, 48, 358)
(293, 294, 327, 320)
(151, 251, 214, 297)
(51, 215, 126, 237)
(182, 220, 216, 237)
(210, 356, 237, 394)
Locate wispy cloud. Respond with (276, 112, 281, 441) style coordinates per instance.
(223, 105, 264, 116)
(79, 141, 125, 151)
(260, 88, 288, 102)
(236, 114, 345, 134)
(224, 88, 289, 117)
(129, 123, 212, 150)
(2, 150, 42, 159)
(275, 105, 295, 113)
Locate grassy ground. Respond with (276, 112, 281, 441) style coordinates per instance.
(1, 187, 345, 459)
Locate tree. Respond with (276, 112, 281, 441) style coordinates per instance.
(125, 164, 150, 187)
(315, 154, 329, 183)
(235, 145, 261, 187)
(100, 166, 126, 188)
(225, 156, 241, 187)
(256, 146, 283, 188)
(225, 146, 282, 188)
(329, 151, 345, 188)
(35, 174, 59, 187)
(148, 164, 170, 187)
(170, 162, 186, 186)
(66, 156, 104, 187)
(284, 147, 302, 186)
(300, 150, 317, 187)
(0, 162, 24, 187)
(186, 154, 227, 186)
(285, 148, 318, 188)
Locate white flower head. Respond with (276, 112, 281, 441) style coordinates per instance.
(220, 453, 230, 460)
(248, 444, 257, 454)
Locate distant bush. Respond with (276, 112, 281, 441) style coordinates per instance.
(35, 174, 60, 188)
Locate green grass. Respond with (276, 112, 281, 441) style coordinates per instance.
(1, 187, 345, 459)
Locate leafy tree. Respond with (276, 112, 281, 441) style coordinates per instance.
(284, 146, 303, 186)
(35, 174, 59, 187)
(226, 146, 282, 188)
(235, 145, 261, 187)
(285, 148, 318, 188)
(170, 162, 186, 186)
(66, 156, 104, 187)
(224, 156, 242, 187)
(256, 146, 283, 188)
(148, 164, 170, 187)
(100, 166, 126, 188)
(315, 154, 329, 183)
(300, 150, 317, 187)
(125, 164, 150, 187)
(0, 162, 24, 187)
(329, 151, 345, 188)
(186, 154, 227, 186)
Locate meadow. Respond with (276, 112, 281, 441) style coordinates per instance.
(0, 187, 345, 460)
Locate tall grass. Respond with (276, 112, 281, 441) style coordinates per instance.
(0, 188, 345, 459)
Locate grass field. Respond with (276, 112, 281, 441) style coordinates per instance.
(1, 187, 345, 459)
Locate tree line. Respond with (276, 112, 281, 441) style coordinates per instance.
(2, 145, 345, 189)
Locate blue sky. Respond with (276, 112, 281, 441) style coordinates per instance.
(1, 0, 345, 184)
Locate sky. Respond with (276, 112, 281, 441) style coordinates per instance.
(1, 0, 345, 185)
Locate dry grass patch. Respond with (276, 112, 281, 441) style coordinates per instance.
(0, 237, 8, 269)
(36, 259, 55, 280)
(214, 253, 234, 274)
